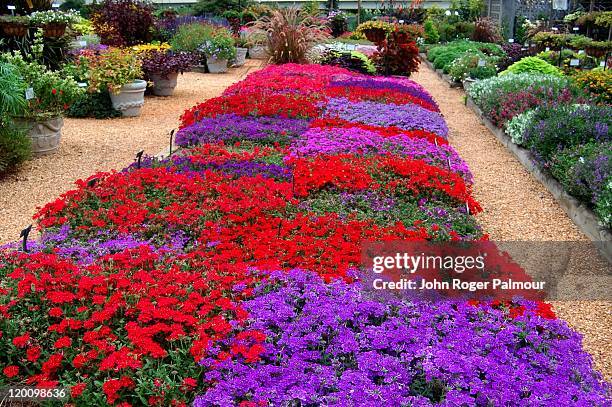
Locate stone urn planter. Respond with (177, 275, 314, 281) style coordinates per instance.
(19, 117, 64, 155)
(150, 72, 179, 96)
(248, 45, 268, 60)
(110, 79, 147, 117)
(232, 47, 248, 67)
(206, 56, 228, 74)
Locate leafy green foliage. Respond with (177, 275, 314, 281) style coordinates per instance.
(66, 91, 122, 119)
(423, 19, 440, 44)
(500, 56, 563, 77)
(0, 123, 31, 175)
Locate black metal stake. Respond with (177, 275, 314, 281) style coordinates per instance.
(169, 129, 175, 157)
(136, 150, 144, 169)
(87, 177, 98, 188)
(20, 225, 32, 253)
(277, 219, 282, 237)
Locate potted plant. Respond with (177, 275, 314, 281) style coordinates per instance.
(199, 30, 236, 74)
(170, 22, 216, 73)
(81, 48, 146, 117)
(140, 50, 197, 96)
(232, 35, 249, 67)
(1, 53, 84, 155)
(0, 15, 30, 37)
(246, 28, 268, 59)
(29, 10, 78, 38)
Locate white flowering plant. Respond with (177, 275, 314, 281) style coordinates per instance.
(29, 10, 80, 26)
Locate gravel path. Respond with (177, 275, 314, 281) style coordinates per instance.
(0, 60, 265, 244)
(411, 65, 611, 381)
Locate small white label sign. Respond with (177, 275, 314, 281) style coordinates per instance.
(570, 59, 580, 66)
(25, 87, 35, 100)
(7, 5, 15, 10)
(477, 59, 486, 67)
(508, 39, 514, 43)
(545, 47, 550, 52)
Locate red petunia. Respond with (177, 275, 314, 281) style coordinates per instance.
(3, 365, 19, 378)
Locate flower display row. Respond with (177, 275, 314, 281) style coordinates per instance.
(0, 64, 609, 405)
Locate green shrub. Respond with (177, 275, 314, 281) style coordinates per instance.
(67, 91, 122, 119)
(447, 52, 497, 81)
(500, 56, 563, 77)
(423, 19, 439, 44)
(0, 123, 31, 175)
(427, 40, 504, 72)
(170, 23, 215, 54)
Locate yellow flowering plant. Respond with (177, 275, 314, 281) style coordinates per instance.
(571, 69, 612, 104)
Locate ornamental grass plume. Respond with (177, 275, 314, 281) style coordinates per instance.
(250, 7, 330, 64)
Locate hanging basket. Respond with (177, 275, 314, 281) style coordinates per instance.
(585, 46, 608, 58)
(42, 23, 67, 38)
(1, 22, 29, 37)
(363, 28, 387, 44)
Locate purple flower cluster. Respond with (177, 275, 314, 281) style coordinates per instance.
(195, 270, 610, 406)
(290, 127, 472, 182)
(126, 153, 292, 181)
(323, 98, 449, 138)
(175, 114, 310, 147)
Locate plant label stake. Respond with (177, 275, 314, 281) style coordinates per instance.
(169, 129, 175, 157)
(20, 225, 32, 253)
(25, 88, 35, 100)
(447, 157, 452, 169)
(136, 150, 144, 169)
(465, 202, 470, 215)
(434, 138, 438, 147)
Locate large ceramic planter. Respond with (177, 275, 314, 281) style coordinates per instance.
(150, 72, 178, 97)
(248, 45, 268, 60)
(20, 117, 64, 156)
(110, 80, 147, 117)
(206, 56, 228, 74)
(232, 47, 248, 67)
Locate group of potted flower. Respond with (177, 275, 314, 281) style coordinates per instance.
(0, 10, 79, 38)
(140, 50, 198, 96)
(0, 52, 84, 155)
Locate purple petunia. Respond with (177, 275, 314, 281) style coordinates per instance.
(195, 269, 610, 406)
(322, 98, 449, 138)
(175, 114, 310, 147)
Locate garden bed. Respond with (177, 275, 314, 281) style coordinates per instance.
(465, 96, 612, 263)
(1, 64, 609, 405)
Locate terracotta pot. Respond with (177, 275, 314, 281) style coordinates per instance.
(109, 80, 147, 117)
(1, 22, 28, 37)
(150, 72, 178, 97)
(42, 23, 66, 38)
(19, 117, 64, 156)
